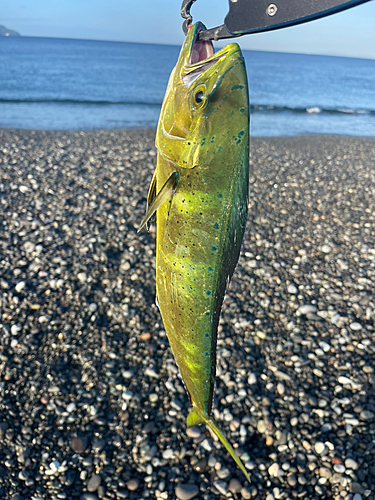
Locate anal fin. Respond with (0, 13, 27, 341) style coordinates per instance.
(138, 171, 178, 233)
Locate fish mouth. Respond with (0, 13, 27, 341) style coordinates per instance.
(182, 26, 227, 87)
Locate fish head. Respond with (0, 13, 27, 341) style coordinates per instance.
(156, 22, 249, 169)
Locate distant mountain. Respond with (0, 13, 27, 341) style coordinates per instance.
(0, 25, 20, 36)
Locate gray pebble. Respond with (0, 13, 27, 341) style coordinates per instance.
(126, 479, 139, 491)
(71, 437, 87, 453)
(175, 484, 199, 500)
(228, 478, 242, 493)
(334, 464, 345, 473)
(351, 483, 364, 494)
(214, 480, 228, 495)
(345, 458, 359, 470)
(80, 494, 99, 500)
(240, 487, 251, 500)
(297, 305, 317, 315)
(314, 442, 326, 454)
(162, 448, 174, 459)
(87, 474, 101, 492)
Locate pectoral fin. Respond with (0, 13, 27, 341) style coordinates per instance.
(145, 172, 157, 231)
(138, 171, 179, 233)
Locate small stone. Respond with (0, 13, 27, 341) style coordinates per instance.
(24, 241, 35, 253)
(192, 459, 207, 473)
(275, 370, 291, 381)
(338, 376, 354, 385)
(228, 478, 242, 494)
(333, 464, 345, 473)
(288, 284, 298, 294)
(11, 324, 22, 335)
(268, 463, 279, 477)
(71, 437, 87, 453)
(302, 440, 311, 451)
(248, 373, 257, 385)
(321, 244, 332, 253)
(276, 383, 285, 395)
(162, 448, 174, 459)
(287, 474, 297, 487)
(77, 272, 87, 282)
(345, 459, 358, 470)
(319, 467, 332, 479)
(175, 484, 199, 500)
(240, 487, 251, 500)
(149, 393, 158, 403)
(298, 305, 317, 315)
(314, 442, 326, 454)
(126, 479, 139, 491)
(350, 322, 362, 331)
(353, 495, 362, 500)
(87, 474, 101, 492)
(66, 402, 76, 413)
(214, 481, 227, 495)
(15, 281, 26, 293)
(186, 426, 201, 439)
(360, 410, 374, 421)
(351, 483, 364, 494)
(80, 494, 99, 500)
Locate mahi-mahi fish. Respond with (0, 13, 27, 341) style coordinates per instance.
(139, 21, 250, 480)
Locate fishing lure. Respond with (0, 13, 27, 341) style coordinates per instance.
(139, 22, 250, 480)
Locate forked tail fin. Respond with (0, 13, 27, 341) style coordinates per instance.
(187, 406, 250, 482)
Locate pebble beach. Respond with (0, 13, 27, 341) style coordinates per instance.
(0, 128, 374, 500)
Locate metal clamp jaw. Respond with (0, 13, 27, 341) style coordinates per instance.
(182, 0, 371, 41)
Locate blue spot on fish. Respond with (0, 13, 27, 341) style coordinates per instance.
(205, 352, 209, 357)
(205, 333, 209, 337)
(208, 267, 213, 272)
(211, 247, 217, 251)
(231, 84, 244, 91)
(217, 146, 223, 153)
(205, 312, 210, 316)
(217, 194, 223, 199)
(206, 291, 211, 296)
(214, 222, 219, 229)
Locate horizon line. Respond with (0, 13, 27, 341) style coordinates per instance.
(2, 34, 375, 62)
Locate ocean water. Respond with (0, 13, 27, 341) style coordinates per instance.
(0, 36, 374, 136)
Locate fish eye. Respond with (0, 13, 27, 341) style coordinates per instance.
(192, 85, 207, 109)
(194, 91, 204, 104)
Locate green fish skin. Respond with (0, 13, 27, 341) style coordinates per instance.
(139, 22, 250, 481)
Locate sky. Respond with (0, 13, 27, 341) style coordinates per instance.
(1, 0, 375, 59)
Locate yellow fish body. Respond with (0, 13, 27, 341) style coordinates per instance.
(139, 22, 249, 480)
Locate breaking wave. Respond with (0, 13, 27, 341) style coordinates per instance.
(0, 98, 374, 117)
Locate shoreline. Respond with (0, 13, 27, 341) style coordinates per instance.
(0, 129, 374, 499)
(1, 126, 375, 139)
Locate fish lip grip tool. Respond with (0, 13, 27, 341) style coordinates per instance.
(181, 0, 371, 41)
